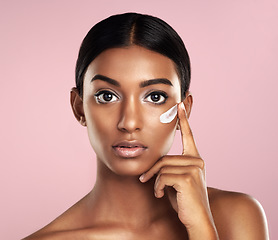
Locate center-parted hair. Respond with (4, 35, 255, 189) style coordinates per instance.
(75, 12, 191, 99)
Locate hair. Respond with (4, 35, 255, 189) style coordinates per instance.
(75, 12, 191, 99)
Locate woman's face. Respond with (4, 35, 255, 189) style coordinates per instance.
(81, 45, 182, 176)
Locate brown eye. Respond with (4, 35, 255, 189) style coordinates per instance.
(151, 93, 161, 102)
(103, 92, 112, 101)
(94, 90, 119, 104)
(145, 91, 168, 105)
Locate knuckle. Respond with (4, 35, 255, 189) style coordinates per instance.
(191, 166, 200, 176)
(190, 156, 205, 169)
(160, 166, 171, 174)
(155, 158, 163, 166)
(182, 174, 194, 185)
(199, 158, 205, 169)
(159, 173, 167, 181)
(157, 157, 166, 166)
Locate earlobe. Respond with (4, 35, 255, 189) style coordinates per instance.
(79, 116, 87, 126)
(70, 87, 86, 127)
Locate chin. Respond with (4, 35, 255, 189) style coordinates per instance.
(109, 160, 151, 176)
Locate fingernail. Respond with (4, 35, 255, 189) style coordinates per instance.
(139, 174, 145, 182)
(181, 102, 187, 117)
(180, 102, 185, 111)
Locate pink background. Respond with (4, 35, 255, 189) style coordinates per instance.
(1, 0, 277, 239)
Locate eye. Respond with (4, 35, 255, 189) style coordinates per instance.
(144, 91, 168, 105)
(94, 90, 119, 104)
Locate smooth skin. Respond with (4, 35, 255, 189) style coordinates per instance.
(23, 46, 269, 240)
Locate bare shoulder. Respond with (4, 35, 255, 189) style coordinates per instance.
(22, 211, 78, 240)
(22, 194, 90, 240)
(208, 187, 269, 240)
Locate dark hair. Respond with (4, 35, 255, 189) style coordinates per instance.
(75, 12, 191, 99)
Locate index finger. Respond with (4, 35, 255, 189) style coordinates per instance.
(178, 102, 200, 157)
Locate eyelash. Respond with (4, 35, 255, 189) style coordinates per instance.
(94, 90, 119, 104)
(144, 91, 168, 105)
(94, 90, 168, 105)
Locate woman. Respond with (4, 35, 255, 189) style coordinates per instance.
(24, 12, 269, 239)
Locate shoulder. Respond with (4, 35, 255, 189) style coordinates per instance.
(22, 226, 134, 240)
(22, 195, 90, 240)
(208, 187, 269, 240)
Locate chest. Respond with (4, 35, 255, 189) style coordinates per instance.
(129, 222, 189, 240)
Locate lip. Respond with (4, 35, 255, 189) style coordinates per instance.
(112, 140, 147, 158)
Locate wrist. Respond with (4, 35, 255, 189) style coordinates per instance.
(186, 220, 219, 240)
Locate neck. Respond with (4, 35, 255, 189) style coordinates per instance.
(88, 159, 176, 229)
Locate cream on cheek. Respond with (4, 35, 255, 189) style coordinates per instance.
(144, 104, 178, 155)
(159, 103, 178, 123)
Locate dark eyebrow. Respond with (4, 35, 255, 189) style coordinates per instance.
(91, 74, 121, 87)
(139, 78, 173, 88)
(91, 74, 173, 88)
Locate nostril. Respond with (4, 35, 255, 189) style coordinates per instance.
(117, 104, 142, 133)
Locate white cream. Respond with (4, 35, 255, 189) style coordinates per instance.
(160, 104, 178, 123)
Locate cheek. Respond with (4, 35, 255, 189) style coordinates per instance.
(85, 107, 116, 154)
(144, 113, 178, 156)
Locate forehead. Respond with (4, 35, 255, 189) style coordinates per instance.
(83, 45, 180, 89)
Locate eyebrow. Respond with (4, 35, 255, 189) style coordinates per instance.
(91, 74, 120, 87)
(139, 78, 173, 88)
(91, 74, 173, 88)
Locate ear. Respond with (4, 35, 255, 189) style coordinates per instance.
(176, 90, 193, 130)
(70, 87, 87, 126)
(183, 90, 193, 118)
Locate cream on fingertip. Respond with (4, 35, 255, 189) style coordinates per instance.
(180, 102, 187, 116)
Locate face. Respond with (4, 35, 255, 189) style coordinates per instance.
(81, 45, 182, 176)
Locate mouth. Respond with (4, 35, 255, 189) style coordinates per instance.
(112, 140, 147, 158)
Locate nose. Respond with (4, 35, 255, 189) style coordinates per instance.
(117, 99, 143, 133)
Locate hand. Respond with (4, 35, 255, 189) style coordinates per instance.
(139, 102, 218, 239)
